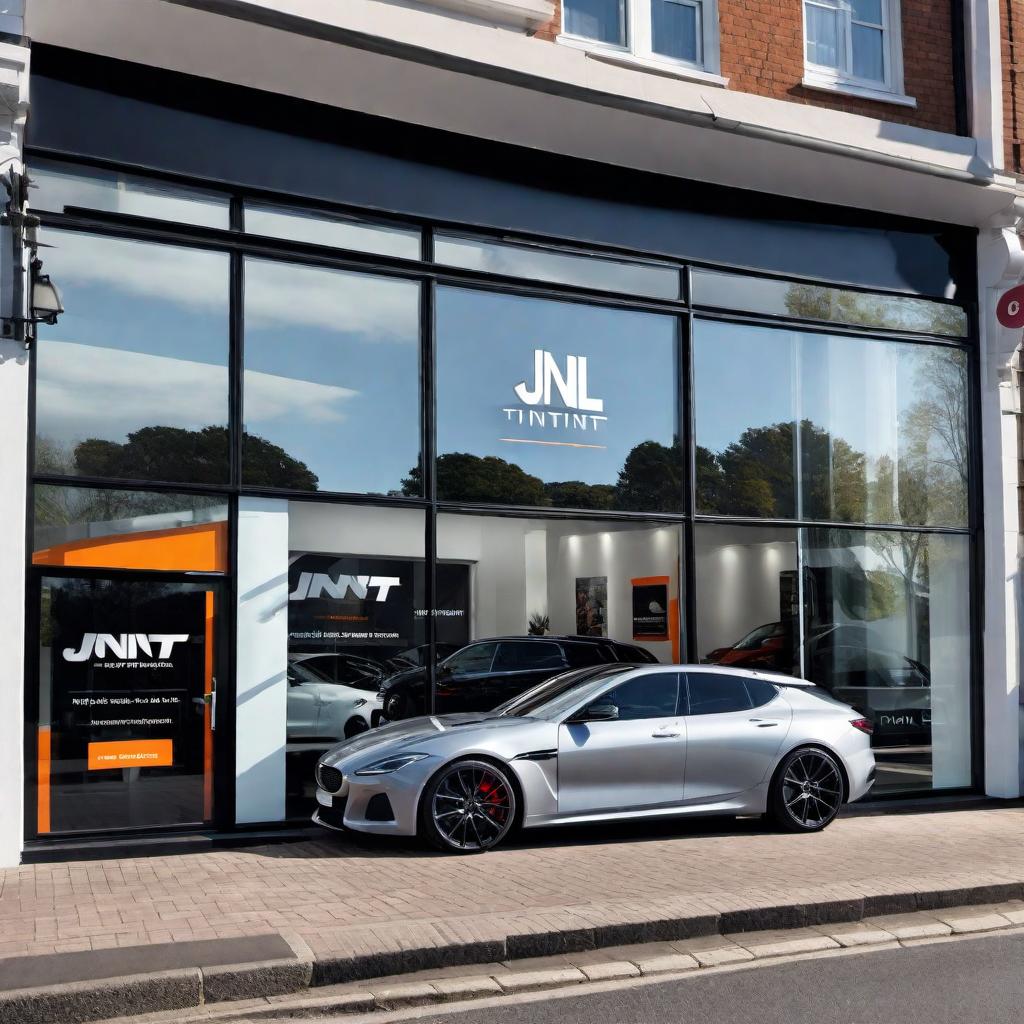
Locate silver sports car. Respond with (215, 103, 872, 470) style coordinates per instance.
(312, 664, 875, 853)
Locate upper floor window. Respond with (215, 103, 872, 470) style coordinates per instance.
(562, 0, 720, 77)
(803, 0, 910, 104)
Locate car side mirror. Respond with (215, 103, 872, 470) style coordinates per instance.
(575, 703, 619, 723)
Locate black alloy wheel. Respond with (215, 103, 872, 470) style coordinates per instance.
(420, 759, 517, 853)
(769, 747, 845, 832)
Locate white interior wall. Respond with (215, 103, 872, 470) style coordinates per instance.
(694, 526, 796, 657)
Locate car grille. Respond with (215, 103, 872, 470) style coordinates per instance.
(316, 764, 344, 794)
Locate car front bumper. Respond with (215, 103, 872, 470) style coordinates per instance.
(312, 770, 422, 837)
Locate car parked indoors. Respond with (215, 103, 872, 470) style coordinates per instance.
(376, 635, 658, 723)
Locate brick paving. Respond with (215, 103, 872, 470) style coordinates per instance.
(1, 806, 1023, 965)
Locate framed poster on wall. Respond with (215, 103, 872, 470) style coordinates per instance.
(632, 576, 670, 640)
(575, 576, 608, 637)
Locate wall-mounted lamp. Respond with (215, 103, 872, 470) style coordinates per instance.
(2, 170, 64, 346)
(29, 260, 63, 326)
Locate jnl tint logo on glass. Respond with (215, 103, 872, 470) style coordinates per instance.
(288, 574, 401, 602)
(501, 349, 608, 440)
(62, 634, 190, 662)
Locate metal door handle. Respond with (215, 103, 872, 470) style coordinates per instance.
(750, 719, 779, 727)
(651, 729, 681, 738)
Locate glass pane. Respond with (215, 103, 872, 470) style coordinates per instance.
(283, 502, 433, 817)
(33, 487, 228, 571)
(805, 3, 841, 68)
(799, 337, 968, 527)
(435, 288, 680, 512)
(30, 158, 229, 228)
(852, 0, 882, 24)
(434, 235, 680, 299)
(693, 320, 797, 517)
(691, 270, 969, 337)
(694, 320, 969, 527)
(695, 523, 799, 674)
(242, 258, 420, 494)
(35, 230, 230, 484)
(564, 0, 626, 44)
(651, 0, 700, 63)
(244, 202, 421, 260)
(434, 514, 682, 714)
(852, 24, 885, 81)
(802, 529, 971, 793)
(37, 576, 218, 833)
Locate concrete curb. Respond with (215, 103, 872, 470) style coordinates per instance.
(6, 883, 1024, 1024)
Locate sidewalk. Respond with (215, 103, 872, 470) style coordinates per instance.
(2, 805, 1024, 1020)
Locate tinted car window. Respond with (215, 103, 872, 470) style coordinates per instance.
(493, 641, 566, 671)
(686, 674, 755, 715)
(593, 672, 680, 721)
(744, 678, 779, 709)
(619, 644, 659, 664)
(563, 642, 609, 667)
(445, 642, 497, 676)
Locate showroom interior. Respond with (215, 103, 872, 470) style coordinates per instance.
(22, 48, 980, 850)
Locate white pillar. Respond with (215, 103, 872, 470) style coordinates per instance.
(235, 496, 289, 823)
(978, 206, 1024, 797)
(0, 39, 29, 868)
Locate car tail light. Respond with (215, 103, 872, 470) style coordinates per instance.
(850, 718, 873, 735)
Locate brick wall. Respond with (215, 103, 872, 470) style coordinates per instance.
(534, 1, 957, 134)
(1004, 0, 1024, 172)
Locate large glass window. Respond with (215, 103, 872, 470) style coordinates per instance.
(694, 524, 799, 675)
(802, 529, 971, 793)
(242, 259, 421, 494)
(694, 320, 968, 526)
(35, 230, 230, 484)
(435, 288, 680, 511)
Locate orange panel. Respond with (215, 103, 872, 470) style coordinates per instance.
(88, 739, 173, 770)
(37, 726, 51, 835)
(669, 598, 680, 663)
(33, 521, 228, 572)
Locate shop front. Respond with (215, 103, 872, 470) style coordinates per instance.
(22, 50, 979, 849)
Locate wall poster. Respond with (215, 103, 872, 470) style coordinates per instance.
(632, 577, 670, 640)
(575, 576, 608, 637)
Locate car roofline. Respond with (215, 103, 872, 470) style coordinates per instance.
(623, 663, 816, 687)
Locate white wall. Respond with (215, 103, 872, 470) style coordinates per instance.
(0, 39, 28, 866)
(235, 497, 289, 824)
(694, 526, 796, 657)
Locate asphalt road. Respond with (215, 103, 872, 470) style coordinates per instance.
(408, 933, 1024, 1024)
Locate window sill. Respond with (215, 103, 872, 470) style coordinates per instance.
(800, 74, 917, 109)
(557, 35, 728, 88)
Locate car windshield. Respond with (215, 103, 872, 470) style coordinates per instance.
(496, 665, 624, 718)
(733, 623, 779, 651)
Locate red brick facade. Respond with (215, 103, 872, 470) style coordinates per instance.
(1003, 0, 1024, 172)
(534, 0, 957, 134)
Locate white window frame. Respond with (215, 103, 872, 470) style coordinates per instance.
(801, 0, 915, 106)
(558, 0, 722, 80)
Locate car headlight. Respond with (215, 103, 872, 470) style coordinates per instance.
(352, 698, 367, 708)
(354, 752, 430, 776)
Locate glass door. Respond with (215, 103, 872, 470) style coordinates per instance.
(35, 573, 224, 835)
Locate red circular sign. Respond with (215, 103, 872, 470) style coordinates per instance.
(998, 283, 1024, 328)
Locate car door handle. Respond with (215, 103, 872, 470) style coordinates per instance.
(750, 719, 779, 727)
(651, 729, 681, 738)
